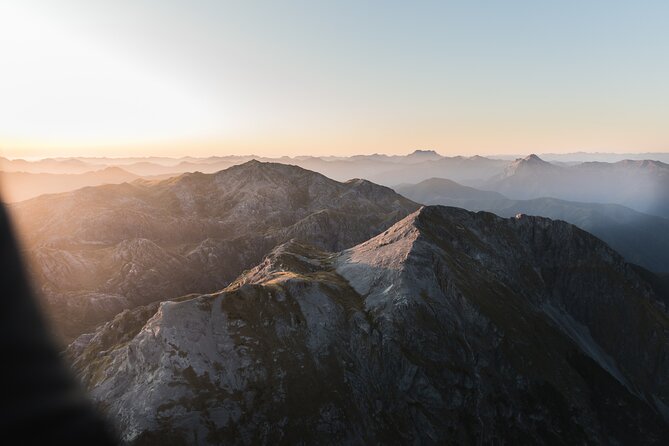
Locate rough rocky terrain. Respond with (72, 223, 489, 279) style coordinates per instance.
(68, 206, 669, 444)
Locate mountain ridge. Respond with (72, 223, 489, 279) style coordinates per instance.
(485, 154, 669, 217)
(67, 205, 669, 444)
(10, 161, 419, 341)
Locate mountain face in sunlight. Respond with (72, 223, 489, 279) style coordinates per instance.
(9, 161, 417, 342)
(67, 207, 669, 444)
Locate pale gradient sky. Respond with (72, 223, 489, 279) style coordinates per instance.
(1, 0, 668, 158)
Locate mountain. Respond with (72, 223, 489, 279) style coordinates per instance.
(486, 155, 669, 217)
(500, 153, 562, 178)
(6, 153, 669, 212)
(397, 178, 669, 272)
(539, 152, 669, 164)
(0, 156, 103, 174)
(367, 155, 508, 187)
(10, 161, 418, 342)
(486, 154, 567, 198)
(0, 167, 140, 202)
(67, 206, 669, 444)
(404, 149, 443, 162)
(395, 177, 505, 202)
(119, 160, 238, 176)
(14, 152, 510, 188)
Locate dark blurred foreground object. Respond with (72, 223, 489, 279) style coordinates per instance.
(0, 204, 117, 445)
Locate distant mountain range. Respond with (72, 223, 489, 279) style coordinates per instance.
(529, 152, 669, 164)
(396, 177, 669, 273)
(4, 152, 668, 218)
(0, 156, 103, 174)
(485, 155, 669, 217)
(67, 206, 669, 444)
(0, 167, 140, 202)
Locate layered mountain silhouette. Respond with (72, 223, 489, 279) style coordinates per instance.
(0, 167, 140, 202)
(0, 156, 103, 174)
(67, 206, 669, 444)
(397, 177, 669, 272)
(10, 161, 418, 341)
(486, 154, 669, 217)
(5, 153, 668, 217)
(396, 178, 505, 202)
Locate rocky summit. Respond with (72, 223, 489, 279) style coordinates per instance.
(68, 206, 669, 444)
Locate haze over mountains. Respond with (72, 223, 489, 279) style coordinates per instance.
(0, 167, 140, 202)
(3, 152, 669, 218)
(397, 177, 669, 273)
(3, 153, 669, 443)
(487, 155, 669, 218)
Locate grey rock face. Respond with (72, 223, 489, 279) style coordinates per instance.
(69, 206, 669, 444)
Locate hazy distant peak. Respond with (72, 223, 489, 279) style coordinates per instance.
(502, 153, 559, 178)
(521, 153, 548, 164)
(97, 166, 127, 172)
(229, 158, 300, 170)
(420, 177, 461, 186)
(395, 177, 506, 202)
(95, 166, 137, 176)
(410, 149, 438, 155)
(407, 149, 441, 159)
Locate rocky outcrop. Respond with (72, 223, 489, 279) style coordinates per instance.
(68, 206, 669, 444)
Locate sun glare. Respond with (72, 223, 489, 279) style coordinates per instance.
(0, 3, 220, 155)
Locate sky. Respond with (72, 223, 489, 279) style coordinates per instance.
(1, 0, 668, 159)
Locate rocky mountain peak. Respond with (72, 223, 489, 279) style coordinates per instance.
(68, 204, 669, 444)
(515, 153, 554, 168)
(523, 153, 543, 163)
